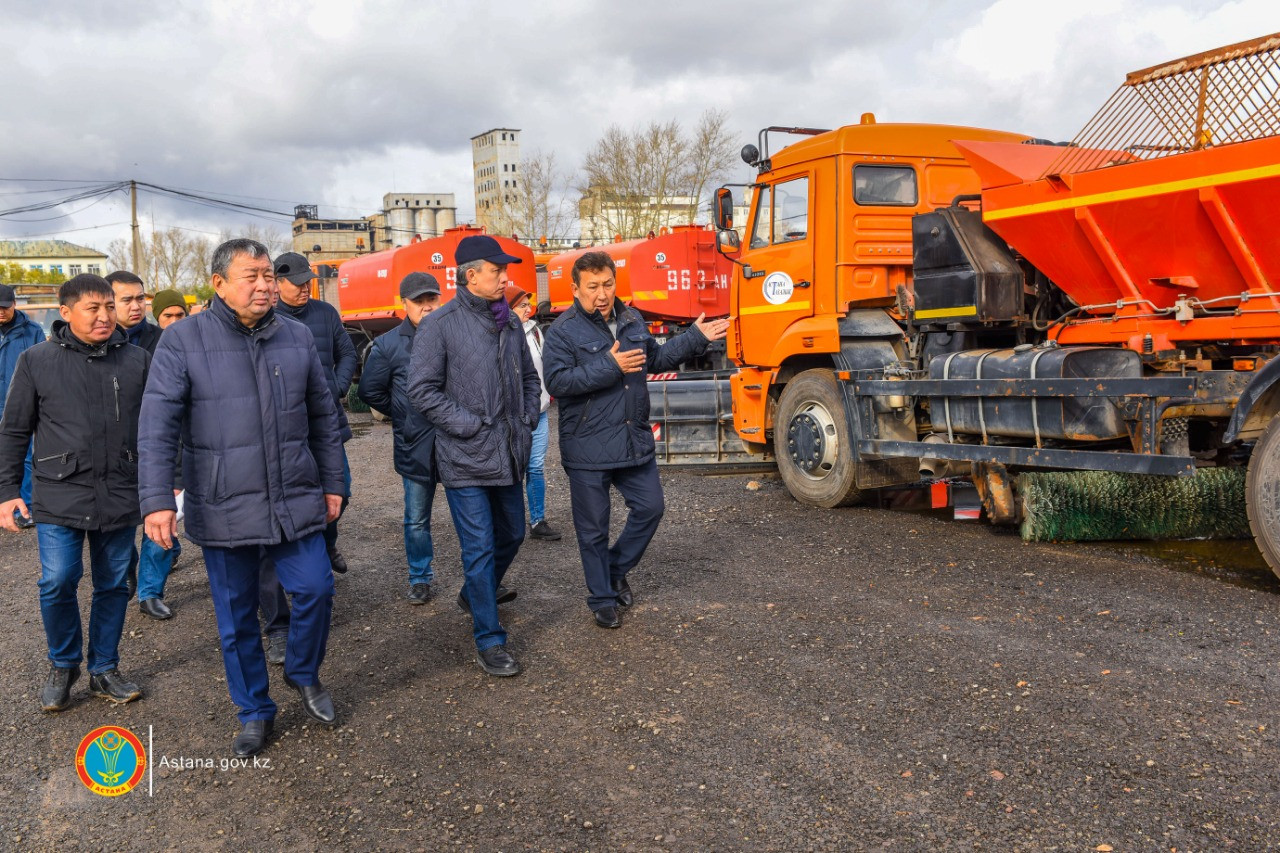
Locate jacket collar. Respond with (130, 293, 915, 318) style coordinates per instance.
(572, 297, 635, 333)
(51, 320, 126, 356)
(456, 284, 520, 331)
(210, 295, 278, 337)
(1, 309, 31, 333)
(398, 317, 417, 338)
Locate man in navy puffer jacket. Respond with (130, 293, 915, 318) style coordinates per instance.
(543, 251, 727, 629)
(138, 239, 346, 758)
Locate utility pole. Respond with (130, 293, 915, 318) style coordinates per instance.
(130, 180, 141, 273)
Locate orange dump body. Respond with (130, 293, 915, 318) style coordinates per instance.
(546, 225, 732, 321)
(957, 136, 1280, 349)
(335, 226, 537, 333)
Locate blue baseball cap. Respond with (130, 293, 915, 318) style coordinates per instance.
(454, 235, 522, 267)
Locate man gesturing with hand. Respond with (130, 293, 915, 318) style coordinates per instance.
(543, 251, 728, 629)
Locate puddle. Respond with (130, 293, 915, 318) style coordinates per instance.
(1114, 538, 1280, 593)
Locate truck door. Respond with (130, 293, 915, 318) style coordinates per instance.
(734, 174, 814, 367)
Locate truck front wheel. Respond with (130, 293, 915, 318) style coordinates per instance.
(1246, 413, 1280, 579)
(773, 369, 864, 508)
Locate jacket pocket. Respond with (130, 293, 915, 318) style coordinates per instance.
(574, 398, 594, 435)
(34, 451, 78, 482)
(577, 340, 606, 363)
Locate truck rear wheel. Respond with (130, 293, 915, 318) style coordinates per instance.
(773, 369, 864, 507)
(1246, 413, 1280, 579)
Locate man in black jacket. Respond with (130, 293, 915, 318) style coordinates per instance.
(408, 235, 541, 677)
(139, 239, 346, 757)
(0, 275, 149, 712)
(543, 251, 728, 629)
(358, 272, 442, 604)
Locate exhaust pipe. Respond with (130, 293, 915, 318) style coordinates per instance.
(919, 433, 954, 479)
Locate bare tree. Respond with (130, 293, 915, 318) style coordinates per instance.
(149, 227, 196, 291)
(489, 150, 574, 247)
(577, 110, 738, 243)
(218, 223, 290, 258)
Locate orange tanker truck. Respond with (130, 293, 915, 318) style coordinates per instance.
(693, 33, 1280, 575)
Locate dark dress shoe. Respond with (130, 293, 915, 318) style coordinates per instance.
(139, 597, 173, 620)
(594, 606, 622, 629)
(233, 719, 274, 757)
(476, 644, 521, 677)
(611, 576, 634, 608)
(284, 675, 337, 725)
(89, 669, 142, 704)
(265, 633, 287, 666)
(41, 665, 79, 712)
(408, 582, 433, 605)
(327, 548, 348, 574)
(125, 564, 137, 598)
(529, 520, 562, 541)
(459, 586, 517, 614)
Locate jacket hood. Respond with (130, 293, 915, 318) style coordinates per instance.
(51, 319, 127, 354)
(1, 309, 32, 330)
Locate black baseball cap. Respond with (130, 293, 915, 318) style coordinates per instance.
(0, 284, 14, 308)
(274, 252, 315, 285)
(454, 235, 522, 267)
(400, 272, 441, 300)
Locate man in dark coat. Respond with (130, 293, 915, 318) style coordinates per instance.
(255, 253, 358, 664)
(138, 239, 345, 757)
(0, 275, 149, 712)
(0, 283, 45, 529)
(407, 235, 541, 677)
(543, 251, 727, 628)
(357, 272, 441, 604)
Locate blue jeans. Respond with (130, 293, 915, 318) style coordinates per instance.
(203, 532, 334, 723)
(566, 459, 665, 611)
(19, 440, 33, 507)
(526, 411, 549, 525)
(443, 484, 526, 651)
(137, 535, 181, 602)
(322, 446, 352, 553)
(36, 524, 135, 673)
(404, 476, 436, 585)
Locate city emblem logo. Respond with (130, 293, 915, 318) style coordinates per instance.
(762, 271, 794, 305)
(75, 726, 146, 797)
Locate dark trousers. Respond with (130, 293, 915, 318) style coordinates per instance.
(443, 484, 525, 651)
(322, 445, 352, 553)
(203, 532, 334, 723)
(566, 459, 665, 611)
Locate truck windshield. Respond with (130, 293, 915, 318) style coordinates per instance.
(854, 165, 917, 205)
(772, 178, 809, 243)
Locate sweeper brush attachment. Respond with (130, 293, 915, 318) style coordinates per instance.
(1018, 468, 1249, 542)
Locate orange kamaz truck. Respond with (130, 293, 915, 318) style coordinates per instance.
(706, 33, 1280, 574)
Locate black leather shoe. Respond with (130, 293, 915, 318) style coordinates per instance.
(89, 669, 142, 704)
(265, 633, 287, 666)
(327, 548, 348, 574)
(496, 585, 517, 604)
(594, 606, 622, 629)
(139, 597, 173, 620)
(40, 665, 79, 712)
(283, 675, 336, 725)
(232, 719, 274, 757)
(529, 520, 562, 541)
(611, 576, 634, 608)
(408, 582, 433, 605)
(476, 644, 521, 677)
(125, 564, 137, 598)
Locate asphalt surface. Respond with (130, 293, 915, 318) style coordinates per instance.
(3, 414, 1280, 851)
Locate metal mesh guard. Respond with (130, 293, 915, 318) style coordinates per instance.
(1043, 33, 1280, 177)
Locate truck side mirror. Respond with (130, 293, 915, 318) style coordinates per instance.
(715, 188, 734, 230)
(716, 229, 741, 254)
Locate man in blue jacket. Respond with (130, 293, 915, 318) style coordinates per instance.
(543, 251, 728, 629)
(0, 283, 45, 529)
(407, 235, 541, 677)
(357, 272, 441, 604)
(138, 239, 346, 757)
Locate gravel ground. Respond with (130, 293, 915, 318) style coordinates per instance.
(3, 413, 1280, 851)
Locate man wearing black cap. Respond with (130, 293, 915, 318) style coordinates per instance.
(358, 272, 442, 604)
(407, 235, 541, 677)
(0, 283, 45, 530)
(257, 253, 358, 663)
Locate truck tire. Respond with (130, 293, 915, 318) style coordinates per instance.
(773, 369, 864, 507)
(1246, 413, 1280, 579)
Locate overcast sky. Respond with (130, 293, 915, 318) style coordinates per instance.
(0, 0, 1275, 251)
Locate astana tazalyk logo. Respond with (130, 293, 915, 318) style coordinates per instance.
(76, 726, 146, 796)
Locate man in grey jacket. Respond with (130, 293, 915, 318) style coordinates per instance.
(407, 235, 541, 677)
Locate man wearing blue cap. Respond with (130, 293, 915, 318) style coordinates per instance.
(407, 235, 540, 677)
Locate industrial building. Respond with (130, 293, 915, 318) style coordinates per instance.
(291, 193, 458, 262)
(471, 128, 521, 234)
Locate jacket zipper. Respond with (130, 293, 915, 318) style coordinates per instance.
(112, 376, 120, 422)
(36, 452, 70, 463)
